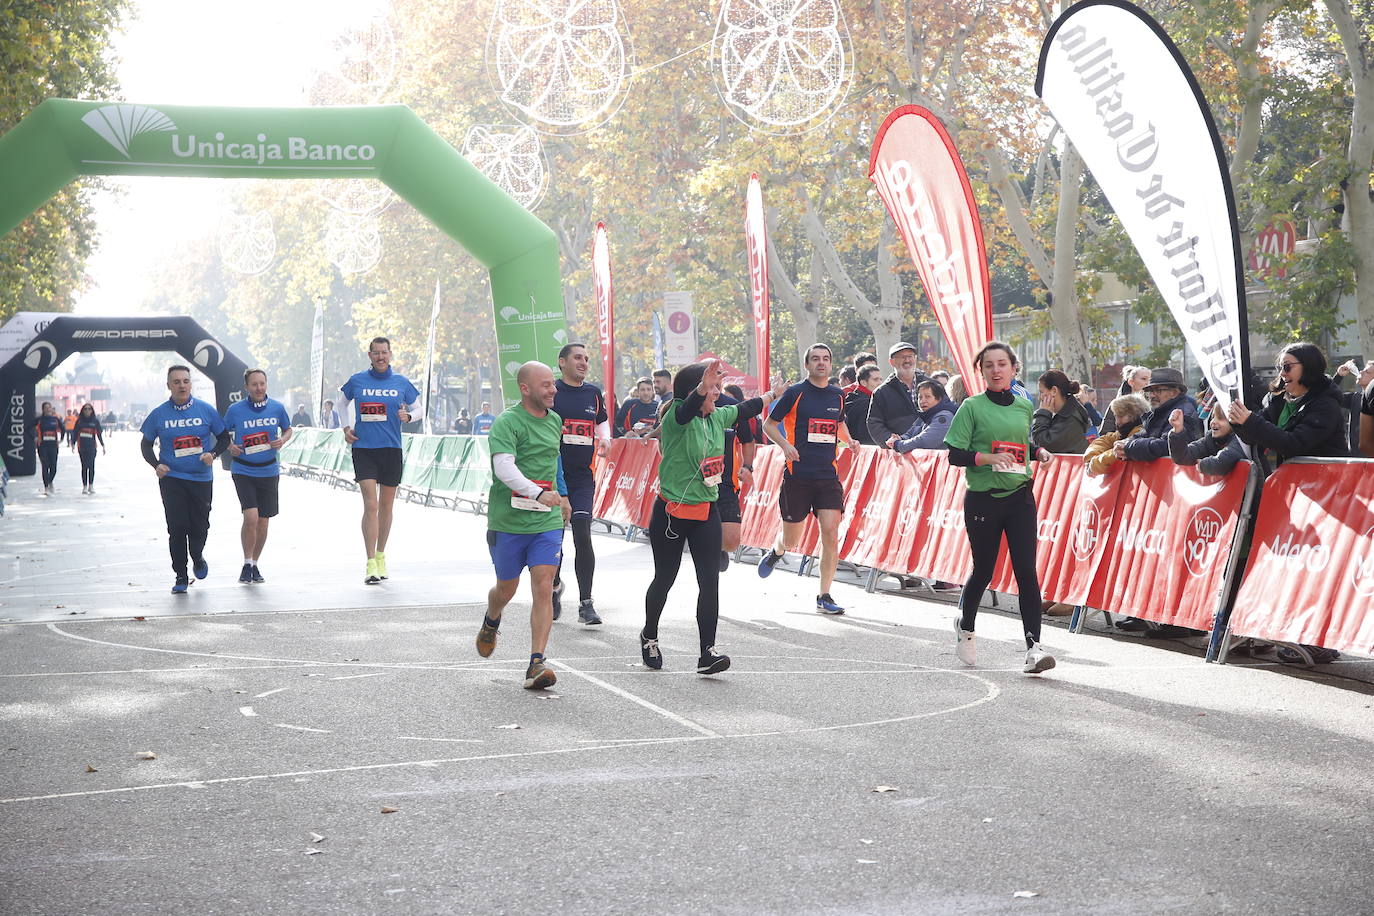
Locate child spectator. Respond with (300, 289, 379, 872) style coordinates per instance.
(1084, 394, 1149, 476)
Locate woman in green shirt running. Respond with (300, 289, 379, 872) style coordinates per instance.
(944, 341, 1056, 675)
(640, 358, 781, 675)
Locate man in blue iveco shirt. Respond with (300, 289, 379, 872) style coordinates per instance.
(140, 365, 231, 594)
(223, 368, 293, 585)
(338, 337, 420, 585)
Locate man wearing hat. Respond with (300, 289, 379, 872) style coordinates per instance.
(866, 341, 930, 447)
(1114, 367, 1203, 463)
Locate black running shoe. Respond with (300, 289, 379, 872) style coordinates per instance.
(578, 599, 602, 626)
(238, 563, 253, 584)
(640, 630, 663, 669)
(697, 647, 731, 675)
(719, 551, 731, 573)
(250, 565, 265, 584)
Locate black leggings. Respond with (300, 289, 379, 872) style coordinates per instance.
(643, 499, 722, 655)
(159, 476, 213, 579)
(38, 444, 58, 487)
(555, 516, 596, 601)
(79, 449, 96, 486)
(959, 487, 1042, 648)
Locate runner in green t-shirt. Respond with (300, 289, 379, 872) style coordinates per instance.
(640, 359, 781, 675)
(475, 361, 572, 690)
(944, 340, 1056, 675)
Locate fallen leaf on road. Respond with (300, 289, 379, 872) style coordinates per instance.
(133, 616, 146, 622)
(135, 751, 156, 760)
(493, 723, 521, 729)
(380, 806, 398, 814)
(535, 695, 561, 700)
(85, 764, 97, 773)
(304, 849, 323, 856)
(856, 859, 878, 865)
(310, 832, 325, 843)
(871, 786, 898, 793)
(858, 839, 873, 845)
(983, 818, 993, 823)
(1013, 891, 1039, 898)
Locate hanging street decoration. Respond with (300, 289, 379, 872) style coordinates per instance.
(461, 124, 549, 210)
(324, 209, 383, 275)
(217, 209, 276, 276)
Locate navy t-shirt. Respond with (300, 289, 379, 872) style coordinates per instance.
(553, 379, 607, 476)
(74, 416, 102, 452)
(140, 398, 228, 482)
(768, 381, 846, 479)
(340, 368, 420, 450)
(36, 415, 63, 446)
(615, 398, 659, 436)
(224, 397, 292, 478)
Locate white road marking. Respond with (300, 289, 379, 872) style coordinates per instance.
(238, 706, 258, 717)
(396, 736, 485, 744)
(254, 688, 290, 698)
(551, 659, 721, 738)
(274, 723, 332, 734)
(328, 672, 387, 681)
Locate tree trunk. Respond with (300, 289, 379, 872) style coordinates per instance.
(765, 206, 818, 372)
(1324, 0, 1374, 358)
(799, 193, 902, 358)
(1049, 143, 1094, 381)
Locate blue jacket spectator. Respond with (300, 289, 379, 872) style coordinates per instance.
(1121, 368, 1203, 462)
(892, 380, 956, 453)
(1167, 410, 1248, 476)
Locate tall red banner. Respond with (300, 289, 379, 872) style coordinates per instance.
(593, 221, 615, 414)
(867, 106, 993, 394)
(745, 174, 770, 387)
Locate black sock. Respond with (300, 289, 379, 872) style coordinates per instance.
(529, 652, 544, 665)
(484, 615, 501, 630)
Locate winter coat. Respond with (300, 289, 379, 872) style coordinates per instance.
(866, 371, 928, 446)
(1235, 374, 1351, 463)
(893, 398, 957, 453)
(1083, 422, 1144, 476)
(843, 387, 875, 445)
(1032, 397, 1091, 455)
(1121, 393, 1203, 462)
(1167, 430, 1248, 476)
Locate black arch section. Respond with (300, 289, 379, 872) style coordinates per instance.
(2, 316, 253, 477)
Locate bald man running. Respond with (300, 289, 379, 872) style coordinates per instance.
(475, 362, 571, 690)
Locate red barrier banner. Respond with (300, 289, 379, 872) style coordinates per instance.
(1059, 465, 1121, 607)
(1229, 460, 1374, 654)
(796, 447, 858, 559)
(739, 445, 785, 551)
(836, 447, 886, 560)
(987, 455, 1088, 601)
(844, 449, 914, 569)
(595, 438, 657, 527)
(911, 454, 973, 584)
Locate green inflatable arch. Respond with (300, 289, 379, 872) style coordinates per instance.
(0, 98, 567, 404)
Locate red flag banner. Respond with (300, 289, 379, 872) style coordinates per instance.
(868, 106, 993, 394)
(745, 174, 770, 386)
(593, 221, 615, 415)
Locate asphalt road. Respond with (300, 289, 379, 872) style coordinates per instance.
(2, 445, 1372, 914)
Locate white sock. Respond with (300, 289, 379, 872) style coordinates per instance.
(244, 557, 253, 565)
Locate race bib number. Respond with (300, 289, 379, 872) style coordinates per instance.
(242, 430, 271, 455)
(807, 418, 838, 444)
(991, 440, 1027, 465)
(700, 455, 724, 487)
(41, 430, 57, 441)
(359, 402, 387, 422)
(79, 429, 95, 439)
(511, 480, 553, 512)
(562, 418, 594, 446)
(172, 435, 203, 458)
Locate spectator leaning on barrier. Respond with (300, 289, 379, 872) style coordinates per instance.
(1167, 406, 1248, 476)
(1116, 368, 1202, 463)
(867, 341, 929, 446)
(1098, 365, 1153, 436)
(890, 379, 956, 453)
(1228, 342, 1352, 465)
(1084, 393, 1149, 476)
(1334, 358, 1374, 453)
(1362, 375, 1374, 458)
(844, 365, 881, 445)
(1031, 370, 1090, 455)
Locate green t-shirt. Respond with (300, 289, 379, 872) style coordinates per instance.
(944, 392, 1037, 495)
(487, 405, 564, 534)
(658, 400, 740, 505)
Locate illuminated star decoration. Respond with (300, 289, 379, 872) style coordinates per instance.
(324, 210, 383, 275)
(713, 0, 851, 133)
(487, 0, 634, 134)
(462, 125, 549, 210)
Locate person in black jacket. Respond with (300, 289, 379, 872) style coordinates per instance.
(1116, 367, 1203, 463)
(1031, 370, 1091, 454)
(866, 341, 929, 446)
(844, 365, 881, 444)
(1228, 342, 1351, 465)
(1167, 409, 1248, 476)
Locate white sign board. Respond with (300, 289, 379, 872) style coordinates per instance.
(661, 292, 696, 367)
(0, 312, 65, 368)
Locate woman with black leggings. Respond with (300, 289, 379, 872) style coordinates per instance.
(641, 359, 780, 674)
(73, 404, 105, 494)
(944, 341, 1056, 674)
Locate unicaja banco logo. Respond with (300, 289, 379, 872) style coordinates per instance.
(81, 105, 177, 159)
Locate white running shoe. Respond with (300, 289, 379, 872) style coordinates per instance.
(953, 618, 976, 667)
(1023, 642, 1056, 674)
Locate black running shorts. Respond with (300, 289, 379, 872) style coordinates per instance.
(778, 474, 845, 523)
(715, 482, 741, 524)
(232, 474, 280, 518)
(352, 447, 403, 487)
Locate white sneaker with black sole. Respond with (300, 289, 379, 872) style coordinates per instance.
(954, 618, 976, 667)
(1023, 642, 1056, 674)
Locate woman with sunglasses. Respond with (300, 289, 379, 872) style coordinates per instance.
(1227, 342, 1351, 464)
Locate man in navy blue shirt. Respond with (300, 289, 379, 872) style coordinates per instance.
(139, 365, 231, 593)
(552, 342, 610, 625)
(224, 369, 293, 584)
(338, 337, 420, 585)
(614, 377, 660, 437)
(759, 343, 857, 614)
(34, 402, 63, 496)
